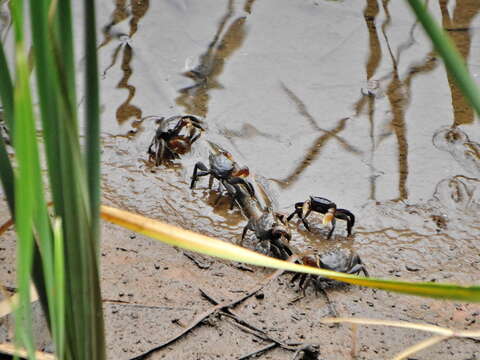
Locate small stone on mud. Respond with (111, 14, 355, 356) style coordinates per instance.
(406, 265, 421, 272)
(255, 292, 265, 300)
(129, 234, 136, 239)
(154, 264, 160, 270)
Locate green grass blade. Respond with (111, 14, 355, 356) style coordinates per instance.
(0, 41, 14, 134)
(55, 0, 77, 125)
(102, 205, 480, 302)
(11, 0, 37, 355)
(0, 41, 15, 212)
(82, 2, 106, 353)
(407, 0, 480, 117)
(52, 218, 66, 359)
(30, 0, 106, 358)
(84, 0, 101, 238)
(0, 136, 14, 212)
(28, 0, 65, 217)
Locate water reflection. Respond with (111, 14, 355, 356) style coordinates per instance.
(101, 0, 150, 46)
(277, 83, 361, 188)
(100, 0, 150, 125)
(0, 0, 11, 41)
(244, 0, 256, 14)
(175, 0, 249, 117)
(355, 0, 438, 200)
(358, 0, 383, 199)
(439, 0, 480, 127)
(281, 83, 360, 155)
(279, 116, 354, 187)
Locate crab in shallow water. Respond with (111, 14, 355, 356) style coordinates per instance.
(241, 210, 293, 260)
(287, 196, 355, 238)
(147, 115, 204, 166)
(190, 143, 255, 208)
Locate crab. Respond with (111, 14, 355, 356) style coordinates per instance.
(287, 196, 355, 238)
(147, 115, 204, 166)
(292, 249, 369, 293)
(240, 210, 293, 260)
(291, 249, 368, 316)
(190, 143, 255, 208)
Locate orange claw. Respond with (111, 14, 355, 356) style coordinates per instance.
(323, 211, 334, 225)
(233, 166, 250, 178)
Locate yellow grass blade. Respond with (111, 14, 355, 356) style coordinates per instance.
(100, 205, 480, 302)
(392, 335, 450, 360)
(322, 317, 454, 335)
(0, 342, 55, 360)
(0, 284, 39, 319)
(322, 317, 480, 338)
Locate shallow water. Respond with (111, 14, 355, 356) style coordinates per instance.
(94, 0, 480, 264)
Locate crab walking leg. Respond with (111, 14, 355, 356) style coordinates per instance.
(190, 162, 210, 189)
(240, 219, 255, 246)
(228, 176, 255, 197)
(335, 209, 355, 236)
(287, 202, 303, 221)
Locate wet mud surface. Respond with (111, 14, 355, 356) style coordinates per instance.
(2, 0, 480, 359)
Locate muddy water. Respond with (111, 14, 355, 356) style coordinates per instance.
(96, 0, 480, 259)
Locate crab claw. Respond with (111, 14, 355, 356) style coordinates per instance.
(233, 166, 250, 178)
(168, 137, 191, 154)
(322, 208, 335, 225)
(272, 224, 291, 242)
(301, 200, 311, 218)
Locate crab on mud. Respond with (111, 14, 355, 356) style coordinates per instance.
(291, 249, 368, 316)
(147, 115, 204, 166)
(287, 196, 355, 239)
(240, 211, 293, 260)
(190, 143, 255, 208)
(292, 249, 369, 293)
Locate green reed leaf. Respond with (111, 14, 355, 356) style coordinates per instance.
(407, 0, 480, 118)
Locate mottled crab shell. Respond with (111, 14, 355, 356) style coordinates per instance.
(318, 250, 354, 272)
(209, 153, 235, 178)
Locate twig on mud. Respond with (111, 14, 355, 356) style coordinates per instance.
(103, 299, 192, 312)
(129, 255, 298, 360)
(183, 251, 212, 269)
(231, 262, 254, 272)
(199, 288, 300, 350)
(199, 282, 319, 360)
(237, 343, 277, 360)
